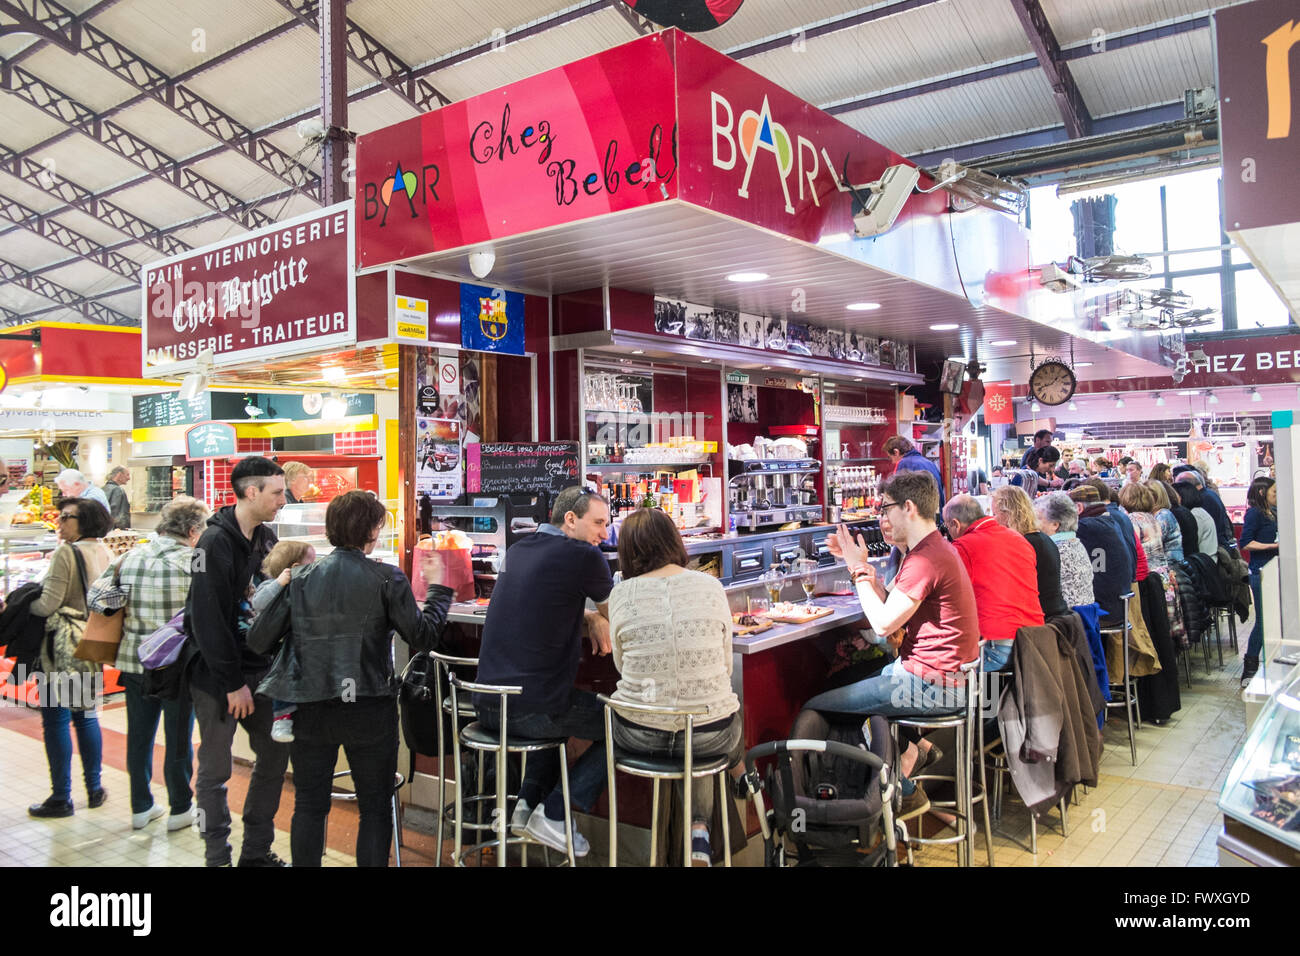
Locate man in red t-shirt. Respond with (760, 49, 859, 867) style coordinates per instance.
(942, 494, 1045, 671)
(806, 471, 980, 820)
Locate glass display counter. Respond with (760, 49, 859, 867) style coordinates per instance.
(265, 501, 398, 566)
(1217, 661, 1300, 866)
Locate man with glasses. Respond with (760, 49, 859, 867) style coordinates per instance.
(474, 485, 614, 856)
(808, 471, 979, 820)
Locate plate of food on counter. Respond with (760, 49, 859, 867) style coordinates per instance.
(731, 612, 772, 635)
(761, 602, 836, 624)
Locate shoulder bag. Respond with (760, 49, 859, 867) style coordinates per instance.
(45, 545, 101, 679)
(75, 559, 129, 664)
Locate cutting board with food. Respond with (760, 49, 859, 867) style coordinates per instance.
(731, 613, 773, 635)
(763, 602, 836, 624)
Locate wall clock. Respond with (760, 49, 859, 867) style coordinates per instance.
(1028, 359, 1077, 406)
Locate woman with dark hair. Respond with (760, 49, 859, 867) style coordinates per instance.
(1239, 477, 1279, 684)
(1175, 481, 1217, 556)
(1161, 480, 1201, 557)
(1118, 482, 1181, 724)
(26, 497, 113, 818)
(248, 490, 452, 866)
(607, 507, 739, 865)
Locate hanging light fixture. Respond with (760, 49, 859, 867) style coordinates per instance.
(1208, 390, 1220, 405)
(1250, 388, 1262, 403)
(1154, 393, 1165, 406)
(1114, 395, 1126, 409)
(1031, 400, 1041, 412)
(1068, 400, 1078, 411)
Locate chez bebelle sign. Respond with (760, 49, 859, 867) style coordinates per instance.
(142, 203, 356, 377)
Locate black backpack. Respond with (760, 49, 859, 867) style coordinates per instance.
(0, 582, 46, 672)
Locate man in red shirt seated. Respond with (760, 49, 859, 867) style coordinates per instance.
(807, 471, 980, 821)
(942, 494, 1045, 671)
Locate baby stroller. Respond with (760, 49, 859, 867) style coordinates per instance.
(740, 711, 902, 867)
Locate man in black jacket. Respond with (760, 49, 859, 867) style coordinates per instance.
(188, 456, 288, 867)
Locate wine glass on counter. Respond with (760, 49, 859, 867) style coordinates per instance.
(761, 567, 784, 608)
(795, 558, 819, 606)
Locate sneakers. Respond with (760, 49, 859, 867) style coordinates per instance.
(28, 797, 74, 819)
(88, 788, 108, 809)
(166, 808, 195, 832)
(1241, 657, 1259, 687)
(237, 850, 289, 867)
(132, 803, 167, 830)
(897, 783, 931, 822)
(271, 715, 295, 743)
(691, 825, 711, 867)
(523, 806, 589, 858)
(510, 799, 532, 837)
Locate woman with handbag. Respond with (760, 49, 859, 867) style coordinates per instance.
(87, 496, 210, 830)
(27, 497, 112, 818)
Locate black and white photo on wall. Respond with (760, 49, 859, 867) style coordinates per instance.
(827, 328, 846, 360)
(653, 296, 687, 335)
(894, 342, 911, 372)
(785, 321, 811, 356)
(685, 303, 715, 340)
(860, 336, 880, 365)
(765, 315, 787, 350)
(713, 308, 740, 345)
(879, 339, 895, 367)
(738, 312, 764, 349)
(808, 325, 830, 357)
(727, 384, 759, 423)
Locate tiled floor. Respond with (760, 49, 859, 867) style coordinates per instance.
(0, 627, 1252, 867)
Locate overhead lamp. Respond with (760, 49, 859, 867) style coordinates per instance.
(630, 349, 645, 355)
(922, 159, 1027, 217)
(1208, 391, 1220, 405)
(760, 366, 772, 371)
(1079, 255, 1153, 282)
(726, 272, 768, 283)
(930, 323, 959, 331)
(1250, 388, 1262, 403)
(322, 365, 346, 383)
(178, 348, 215, 401)
(846, 302, 881, 311)
(1068, 400, 1078, 411)
(1114, 395, 1126, 408)
(1074, 362, 1093, 367)
(468, 250, 496, 278)
(1030, 400, 1041, 412)
(847, 163, 921, 237)
(1154, 393, 1165, 406)
(990, 339, 1016, 347)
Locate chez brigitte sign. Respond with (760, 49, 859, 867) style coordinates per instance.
(142, 203, 355, 376)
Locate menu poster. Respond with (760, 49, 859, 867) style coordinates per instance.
(133, 392, 211, 429)
(468, 441, 581, 497)
(416, 417, 463, 500)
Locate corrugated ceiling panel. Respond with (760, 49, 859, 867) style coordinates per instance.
(707, 0, 923, 52)
(185, 153, 307, 203)
(172, 218, 240, 250)
(0, 287, 54, 313)
(428, 7, 638, 103)
(91, 0, 300, 76)
(104, 180, 215, 229)
(0, 235, 70, 272)
(1072, 30, 1214, 116)
(110, 100, 224, 160)
(182, 30, 370, 129)
(0, 97, 68, 153)
(837, 70, 1061, 157)
(16, 46, 141, 112)
(51, 208, 149, 253)
(41, 259, 129, 292)
(36, 139, 144, 193)
(345, 91, 422, 138)
(0, 173, 71, 216)
(1042, 0, 1234, 46)
(350, 0, 590, 67)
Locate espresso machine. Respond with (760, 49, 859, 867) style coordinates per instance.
(727, 458, 822, 531)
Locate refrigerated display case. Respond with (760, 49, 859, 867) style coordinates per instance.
(265, 501, 399, 566)
(1217, 661, 1300, 866)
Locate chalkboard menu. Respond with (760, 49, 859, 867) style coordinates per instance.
(133, 392, 211, 429)
(467, 442, 581, 496)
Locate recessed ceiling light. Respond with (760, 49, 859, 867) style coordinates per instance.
(631, 349, 644, 355)
(990, 339, 1017, 347)
(846, 302, 881, 311)
(701, 358, 713, 363)
(929, 323, 959, 331)
(1117, 375, 1137, 379)
(761, 366, 772, 371)
(1074, 362, 1093, 367)
(726, 272, 768, 283)
(1208, 391, 1220, 404)
(1068, 400, 1077, 410)
(1114, 395, 1126, 408)
(1154, 393, 1165, 406)
(854, 377, 864, 382)
(1250, 387, 1262, 402)
(1177, 390, 1199, 396)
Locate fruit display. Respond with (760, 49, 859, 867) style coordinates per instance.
(11, 486, 55, 526)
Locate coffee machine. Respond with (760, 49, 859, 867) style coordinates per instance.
(727, 458, 822, 531)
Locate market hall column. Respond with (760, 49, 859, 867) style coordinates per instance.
(399, 345, 418, 578)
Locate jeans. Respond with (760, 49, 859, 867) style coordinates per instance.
(477, 689, 607, 817)
(804, 658, 966, 717)
(289, 696, 398, 867)
(1246, 571, 1264, 664)
(982, 642, 1013, 673)
(191, 684, 290, 866)
(119, 672, 194, 815)
(612, 712, 742, 824)
(39, 706, 102, 801)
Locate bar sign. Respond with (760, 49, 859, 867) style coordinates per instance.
(395, 295, 429, 341)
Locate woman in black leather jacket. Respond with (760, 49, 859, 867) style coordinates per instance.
(249, 491, 452, 866)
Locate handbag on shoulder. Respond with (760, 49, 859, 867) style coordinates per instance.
(47, 546, 101, 679)
(75, 559, 129, 664)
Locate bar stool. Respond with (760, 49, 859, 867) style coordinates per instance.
(448, 673, 578, 867)
(598, 695, 733, 868)
(1208, 602, 1237, 669)
(426, 650, 480, 867)
(328, 770, 406, 866)
(890, 659, 994, 867)
(1101, 592, 1139, 765)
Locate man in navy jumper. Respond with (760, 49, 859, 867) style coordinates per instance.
(475, 486, 613, 857)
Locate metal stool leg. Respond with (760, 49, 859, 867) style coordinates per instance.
(1216, 608, 1225, 667)
(976, 713, 994, 867)
(557, 743, 576, 868)
(494, 738, 508, 868)
(1060, 797, 1068, 838)
(719, 770, 732, 867)
(604, 708, 618, 868)
(1228, 611, 1238, 658)
(392, 789, 403, 868)
(1030, 813, 1037, 855)
(956, 714, 969, 867)
(649, 778, 660, 868)
(518, 752, 528, 868)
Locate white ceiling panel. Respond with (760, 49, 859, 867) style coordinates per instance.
(102, 179, 214, 229)
(110, 99, 226, 160)
(0, 95, 71, 153)
(53, 207, 152, 251)
(1043, 0, 1236, 46)
(1072, 30, 1215, 118)
(0, 232, 71, 271)
(90, 0, 301, 77)
(0, 173, 72, 216)
(40, 258, 129, 293)
(14, 46, 138, 112)
(35, 138, 145, 193)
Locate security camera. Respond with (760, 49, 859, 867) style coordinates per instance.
(849, 164, 921, 237)
(296, 118, 326, 141)
(1039, 262, 1080, 293)
(468, 250, 496, 279)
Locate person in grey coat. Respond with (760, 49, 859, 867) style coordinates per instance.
(102, 466, 131, 529)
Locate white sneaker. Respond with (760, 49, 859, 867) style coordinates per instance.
(271, 716, 295, 743)
(524, 806, 589, 858)
(131, 803, 166, 830)
(166, 808, 195, 832)
(510, 799, 531, 836)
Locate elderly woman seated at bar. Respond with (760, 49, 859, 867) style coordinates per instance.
(1032, 491, 1095, 609)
